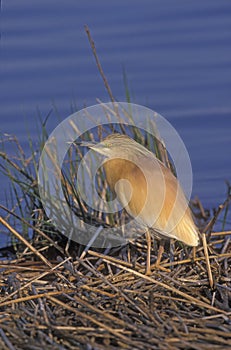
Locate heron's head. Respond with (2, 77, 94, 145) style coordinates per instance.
(80, 133, 150, 159)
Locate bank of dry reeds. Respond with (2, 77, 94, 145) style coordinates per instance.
(0, 203, 231, 350)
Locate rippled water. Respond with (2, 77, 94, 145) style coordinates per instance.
(1, 0, 231, 246)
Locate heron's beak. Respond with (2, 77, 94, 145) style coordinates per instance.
(79, 140, 98, 149)
(76, 140, 109, 157)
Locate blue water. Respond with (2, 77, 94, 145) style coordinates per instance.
(1, 0, 231, 246)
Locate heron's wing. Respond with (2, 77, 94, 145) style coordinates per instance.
(103, 156, 199, 246)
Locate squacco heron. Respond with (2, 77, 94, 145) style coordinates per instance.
(81, 133, 199, 275)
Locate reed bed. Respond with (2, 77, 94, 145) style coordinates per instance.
(1, 27, 231, 349)
(0, 132, 231, 349)
(0, 209, 231, 350)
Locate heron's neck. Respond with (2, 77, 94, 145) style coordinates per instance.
(103, 158, 136, 191)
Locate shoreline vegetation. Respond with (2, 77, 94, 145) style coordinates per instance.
(0, 27, 231, 350)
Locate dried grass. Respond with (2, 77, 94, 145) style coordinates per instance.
(1, 199, 231, 350)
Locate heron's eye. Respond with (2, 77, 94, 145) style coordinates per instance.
(104, 141, 112, 148)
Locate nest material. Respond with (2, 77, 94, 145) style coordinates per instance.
(0, 225, 231, 350)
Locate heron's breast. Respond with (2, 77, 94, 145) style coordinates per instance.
(103, 158, 148, 215)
